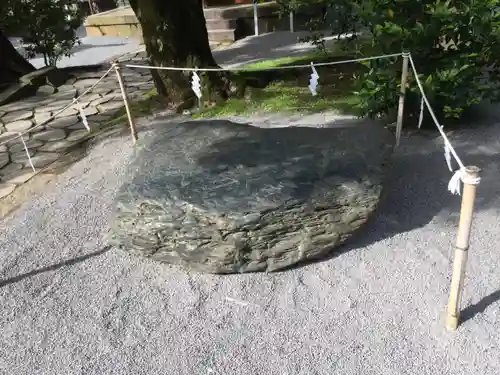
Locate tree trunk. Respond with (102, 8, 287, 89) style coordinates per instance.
(129, 0, 230, 109)
(0, 29, 36, 90)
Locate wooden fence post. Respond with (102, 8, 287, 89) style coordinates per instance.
(395, 52, 409, 147)
(114, 62, 138, 145)
(446, 166, 481, 330)
(253, 1, 259, 36)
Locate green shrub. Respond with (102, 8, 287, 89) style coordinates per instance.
(0, 0, 84, 66)
(278, 0, 500, 124)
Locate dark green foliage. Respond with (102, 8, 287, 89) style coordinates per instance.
(0, 0, 84, 66)
(278, 0, 500, 124)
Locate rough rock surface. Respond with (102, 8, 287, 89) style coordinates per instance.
(110, 119, 394, 273)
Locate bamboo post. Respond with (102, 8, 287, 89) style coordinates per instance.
(253, 1, 259, 36)
(446, 166, 481, 330)
(289, 11, 295, 32)
(395, 52, 409, 147)
(113, 62, 138, 145)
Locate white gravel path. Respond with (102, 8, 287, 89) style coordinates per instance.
(1, 109, 499, 374)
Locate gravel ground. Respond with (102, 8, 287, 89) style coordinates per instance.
(1, 109, 500, 374)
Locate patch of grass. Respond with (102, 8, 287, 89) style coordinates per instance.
(241, 51, 328, 70)
(195, 52, 365, 118)
(191, 37, 379, 118)
(240, 35, 373, 70)
(101, 38, 374, 120)
(194, 80, 361, 118)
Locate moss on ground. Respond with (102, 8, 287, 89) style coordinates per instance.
(193, 52, 365, 118)
(109, 38, 374, 120)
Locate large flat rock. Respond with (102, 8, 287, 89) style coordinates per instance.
(110, 119, 394, 273)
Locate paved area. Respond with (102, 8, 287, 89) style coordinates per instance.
(0, 61, 154, 199)
(212, 31, 347, 68)
(2, 30, 149, 200)
(11, 26, 142, 69)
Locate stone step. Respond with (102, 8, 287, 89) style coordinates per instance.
(203, 3, 276, 20)
(203, 6, 238, 20)
(207, 29, 236, 42)
(205, 18, 237, 30)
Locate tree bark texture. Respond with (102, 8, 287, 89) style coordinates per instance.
(0, 29, 36, 90)
(129, 0, 230, 108)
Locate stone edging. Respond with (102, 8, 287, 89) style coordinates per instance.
(0, 50, 154, 200)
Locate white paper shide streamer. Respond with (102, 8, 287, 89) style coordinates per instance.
(448, 169, 463, 195)
(417, 96, 424, 129)
(308, 62, 319, 96)
(19, 133, 36, 173)
(191, 70, 202, 99)
(74, 99, 90, 132)
(444, 140, 462, 195)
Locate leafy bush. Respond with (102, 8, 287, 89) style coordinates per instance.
(278, 0, 500, 124)
(0, 0, 84, 66)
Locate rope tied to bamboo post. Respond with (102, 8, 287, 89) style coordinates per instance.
(448, 167, 482, 195)
(460, 170, 481, 185)
(407, 54, 483, 330)
(446, 165, 481, 330)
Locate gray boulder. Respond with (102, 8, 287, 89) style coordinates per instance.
(109, 119, 394, 273)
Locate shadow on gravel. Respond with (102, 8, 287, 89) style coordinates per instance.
(272, 115, 500, 270)
(342, 121, 500, 252)
(0, 246, 111, 288)
(460, 289, 500, 324)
